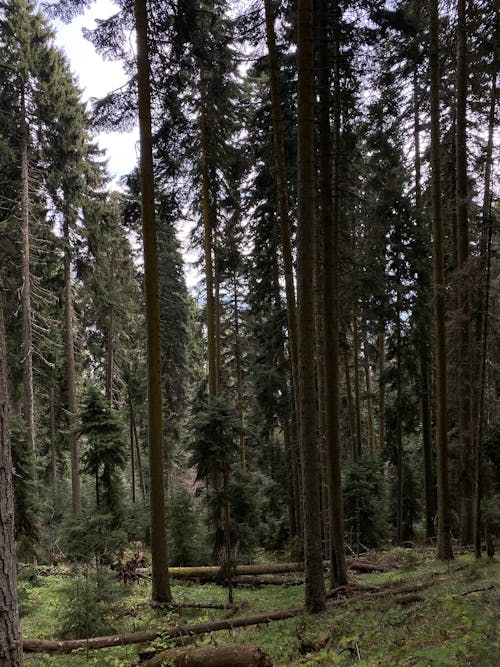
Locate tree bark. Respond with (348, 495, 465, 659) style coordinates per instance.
(377, 330, 386, 452)
(263, 0, 300, 418)
(455, 0, 473, 546)
(200, 87, 219, 399)
(143, 643, 273, 667)
(133, 0, 172, 602)
(63, 216, 81, 515)
(429, 0, 453, 561)
(317, 0, 347, 588)
(296, 0, 326, 613)
(352, 310, 363, 460)
(474, 75, 496, 559)
(20, 85, 35, 462)
(0, 280, 23, 667)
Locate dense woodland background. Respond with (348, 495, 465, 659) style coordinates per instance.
(0, 0, 498, 662)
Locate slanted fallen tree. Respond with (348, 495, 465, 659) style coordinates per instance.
(141, 642, 273, 666)
(23, 578, 439, 654)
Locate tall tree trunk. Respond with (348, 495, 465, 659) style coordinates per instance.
(413, 54, 436, 539)
(363, 338, 375, 453)
(20, 85, 35, 459)
(63, 217, 81, 515)
(377, 330, 386, 452)
(129, 394, 136, 504)
(455, 0, 473, 545)
(105, 262, 115, 407)
(317, 0, 347, 588)
(474, 74, 496, 558)
(296, 0, 326, 613)
(0, 279, 23, 667)
(133, 0, 172, 603)
(352, 309, 362, 460)
(429, 0, 453, 561)
(263, 0, 300, 419)
(233, 281, 246, 472)
(395, 305, 403, 545)
(49, 383, 57, 498)
(343, 345, 357, 460)
(129, 392, 147, 504)
(200, 88, 218, 399)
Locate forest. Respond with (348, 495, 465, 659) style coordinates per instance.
(0, 0, 498, 664)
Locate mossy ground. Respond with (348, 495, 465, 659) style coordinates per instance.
(20, 547, 499, 666)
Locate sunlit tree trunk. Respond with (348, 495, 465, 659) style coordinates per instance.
(296, 0, 326, 613)
(133, 0, 172, 602)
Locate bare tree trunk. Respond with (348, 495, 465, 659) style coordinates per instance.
(49, 383, 57, 498)
(429, 0, 453, 561)
(296, 0, 326, 613)
(395, 306, 403, 545)
(455, 0, 473, 545)
(317, 0, 347, 588)
(352, 309, 362, 460)
(233, 282, 246, 471)
(63, 216, 80, 515)
(263, 0, 300, 418)
(363, 337, 375, 453)
(413, 53, 435, 539)
(343, 345, 357, 460)
(378, 330, 386, 452)
(474, 75, 496, 559)
(200, 88, 218, 399)
(133, 0, 172, 603)
(0, 280, 23, 667)
(20, 86, 35, 459)
(105, 262, 115, 407)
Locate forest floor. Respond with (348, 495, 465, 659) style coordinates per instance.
(19, 546, 499, 666)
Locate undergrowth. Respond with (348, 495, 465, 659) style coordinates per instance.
(20, 548, 499, 666)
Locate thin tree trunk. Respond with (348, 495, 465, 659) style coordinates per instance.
(317, 0, 347, 587)
(20, 85, 35, 459)
(352, 310, 362, 460)
(200, 88, 218, 399)
(49, 383, 57, 498)
(129, 396, 136, 504)
(378, 330, 386, 452)
(396, 307, 403, 545)
(233, 282, 246, 471)
(429, 0, 453, 561)
(263, 0, 300, 418)
(63, 216, 80, 515)
(363, 337, 375, 453)
(474, 75, 496, 558)
(343, 345, 357, 460)
(105, 263, 115, 407)
(0, 279, 23, 667)
(133, 0, 172, 603)
(296, 0, 326, 613)
(413, 55, 435, 539)
(455, 0, 473, 545)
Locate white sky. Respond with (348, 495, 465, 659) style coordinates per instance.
(50, 0, 139, 181)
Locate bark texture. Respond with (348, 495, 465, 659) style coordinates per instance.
(143, 643, 273, 667)
(296, 0, 326, 613)
(133, 0, 172, 602)
(0, 282, 23, 667)
(429, 0, 453, 561)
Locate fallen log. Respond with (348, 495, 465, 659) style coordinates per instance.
(23, 607, 303, 654)
(347, 561, 389, 573)
(142, 643, 273, 666)
(166, 561, 331, 581)
(23, 579, 440, 654)
(231, 576, 303, 587)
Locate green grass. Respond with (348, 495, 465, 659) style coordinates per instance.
(20, 549, 499, 666)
